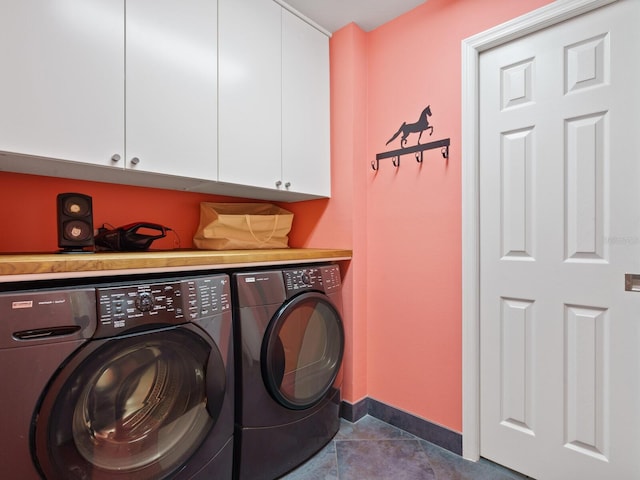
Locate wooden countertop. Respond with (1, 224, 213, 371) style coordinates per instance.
(0, 248, 352, 282)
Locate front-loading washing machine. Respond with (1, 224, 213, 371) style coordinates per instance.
(232, 263, 345, 480)
(0, 272, 234, 480)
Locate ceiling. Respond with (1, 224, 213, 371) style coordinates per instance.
(283, 0, 427, 33)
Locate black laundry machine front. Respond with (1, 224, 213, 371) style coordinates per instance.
(0, 272, 234, 480)
(232, 264, 345, 480)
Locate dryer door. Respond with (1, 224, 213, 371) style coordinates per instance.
(33, 326, 226, 480)
(261, 292, 344, 410)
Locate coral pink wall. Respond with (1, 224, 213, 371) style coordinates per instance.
(0, 172, 242, 252)
(360, 0, 552, 432)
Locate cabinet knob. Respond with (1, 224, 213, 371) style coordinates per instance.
(275, 180, 282, 188)
(111, 154, 121, 163)
(284, 182, 291, 189)
(130, 157, 140, 165)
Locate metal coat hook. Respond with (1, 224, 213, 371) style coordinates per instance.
(372, 138, 450, 171)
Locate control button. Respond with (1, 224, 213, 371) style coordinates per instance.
(136, 292, 154, 312)
(301, 272, 311, 285)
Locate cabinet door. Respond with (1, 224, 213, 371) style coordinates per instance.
(0, 0, 124, 167)
(218, 0, 282, 190)
(126, 0, 218, 180)
(282, 10, 331, 197)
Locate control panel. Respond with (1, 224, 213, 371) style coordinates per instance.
(283, 265, 341, 295)
(183, 276, 231, 320)
(320, 265, 342, 293)
(95, 274, 230, 338)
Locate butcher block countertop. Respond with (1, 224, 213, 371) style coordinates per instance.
(0, 248, 353, 282)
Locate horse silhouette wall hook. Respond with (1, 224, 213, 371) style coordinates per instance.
(373, 104, 450, 171)
(386, 105, 434, 148)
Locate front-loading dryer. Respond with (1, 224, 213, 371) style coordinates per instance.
(0, 273, 233, 480)
(232, 264, 345, 480)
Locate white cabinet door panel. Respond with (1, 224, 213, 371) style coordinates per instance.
(282, 9, 330, 197)
(126, 0, 218, 180)
(0, 0, 124, 167)
(218, 0, 282, 190)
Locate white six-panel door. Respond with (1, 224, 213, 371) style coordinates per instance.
(479, 1, 640, 478)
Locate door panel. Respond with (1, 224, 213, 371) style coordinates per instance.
(34, 328, 224, 480)
(126, 0, 217, 179)
(479, 1, 640, 478)
(282, 9, 331, 196)
(218, 0, 282, 190)
(262, 292, 344, 409)
(0, 0, 124, 166)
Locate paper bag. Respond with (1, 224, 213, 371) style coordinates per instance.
(193, 202, 293, 250)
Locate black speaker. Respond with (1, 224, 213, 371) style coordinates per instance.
(57, 193, 95, 251)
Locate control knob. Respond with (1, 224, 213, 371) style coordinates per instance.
(136, 292, 154, 312)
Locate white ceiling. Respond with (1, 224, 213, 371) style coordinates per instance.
(283, 0, 427, 33)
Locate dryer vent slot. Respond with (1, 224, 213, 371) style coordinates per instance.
(13, 325, 82, 340)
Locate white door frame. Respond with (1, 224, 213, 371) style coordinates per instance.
(461, 0, 618, 461)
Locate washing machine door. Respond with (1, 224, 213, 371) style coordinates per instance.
(33, 325, 226, 480)
(261, 291, 344, 410)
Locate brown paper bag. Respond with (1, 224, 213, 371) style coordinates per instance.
(193, 202, 293, 250)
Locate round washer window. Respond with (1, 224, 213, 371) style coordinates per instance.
(262, 292, 344, 410)
(35, 327, 225, 480)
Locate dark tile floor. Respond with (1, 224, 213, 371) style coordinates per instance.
(280, 415, 531, 480)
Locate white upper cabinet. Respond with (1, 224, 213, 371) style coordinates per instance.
(218, 0, 283, 191)
(282, 8, 331, 197)
(218, 0, 331, 198)
(0, 0, 125, 167)
(0, 0, 217, 181)
(126, 0, 217, 180)
(0, 0, 329, 200)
